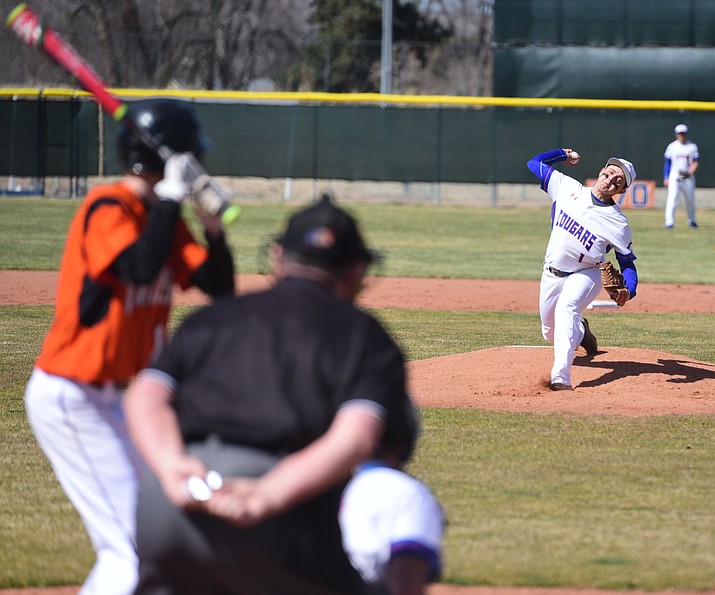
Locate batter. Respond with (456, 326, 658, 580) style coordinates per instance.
(527, 149, 639, 390)
(664, 123, 699, 229)
(24, 99, 235, 595)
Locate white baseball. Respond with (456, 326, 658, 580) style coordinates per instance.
(568, 151, 580, 164)
(183, 476, 212, 502)
(206, 470, 224, 491)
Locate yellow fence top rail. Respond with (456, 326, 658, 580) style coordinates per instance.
(2, 87, 715, 111)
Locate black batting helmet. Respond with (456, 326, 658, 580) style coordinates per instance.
(117, 98, 211, 174)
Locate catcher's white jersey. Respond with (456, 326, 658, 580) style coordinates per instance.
(542, 170, 634, 271)
(339, 462, 444, 586)
(664, 140, 699, 179)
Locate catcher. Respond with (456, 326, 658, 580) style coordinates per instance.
(527, 149, 639, 391)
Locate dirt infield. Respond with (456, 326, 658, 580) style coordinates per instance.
(3, 271, 714, 314)
(2, 271, 713, 595)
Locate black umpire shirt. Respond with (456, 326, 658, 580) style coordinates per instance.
(154, 276, 414, 455)
(141, 275, 415, 595)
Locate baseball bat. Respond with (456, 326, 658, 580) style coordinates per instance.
(6, 3, 240, 225)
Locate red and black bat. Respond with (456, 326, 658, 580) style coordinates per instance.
(6, 3, 239, 223)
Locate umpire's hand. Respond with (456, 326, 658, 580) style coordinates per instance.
(205, 478, 276, 527)
(156, 454, 209, 509)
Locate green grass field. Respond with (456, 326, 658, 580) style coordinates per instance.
(0, 197, 713, 590)
(2, 197, 714, 283)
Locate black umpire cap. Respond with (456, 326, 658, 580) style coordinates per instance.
(276, 193, 380, 273)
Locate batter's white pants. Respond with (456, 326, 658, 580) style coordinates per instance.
(665, 175, 696, 227)
(25, 368, 143, 595)
(540, 267, 602, 386)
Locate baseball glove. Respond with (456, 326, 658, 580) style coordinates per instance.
(599, 261, 629, 306)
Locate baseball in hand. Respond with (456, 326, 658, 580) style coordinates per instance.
(567, 151, 580, 165)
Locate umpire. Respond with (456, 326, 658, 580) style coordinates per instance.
(124, 194, 417, 595)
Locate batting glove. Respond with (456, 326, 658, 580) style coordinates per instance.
(154, 153, 206, 203)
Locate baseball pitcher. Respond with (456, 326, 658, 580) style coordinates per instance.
(527, 149, 639, 391)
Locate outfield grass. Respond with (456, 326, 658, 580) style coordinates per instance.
(1, 197, 714, 283)
(0, 198, 713, 590)
(417, 410, 715, 590)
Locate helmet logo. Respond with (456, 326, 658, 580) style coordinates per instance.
(304, 227, 335, 249)
(137, 112, 155, 128)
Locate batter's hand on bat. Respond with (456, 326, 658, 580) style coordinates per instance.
(154, 153, 204, 203)
(191, 175, 236, 218)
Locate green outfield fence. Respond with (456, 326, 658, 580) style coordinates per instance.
(2, 88, 715, 196)
(493, 0, 715, 101)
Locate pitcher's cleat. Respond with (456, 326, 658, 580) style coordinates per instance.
(580, 317, 598, 355)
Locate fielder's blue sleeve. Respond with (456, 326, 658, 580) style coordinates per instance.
(663, 157, 672, 180)
(527, 149, 568, 191)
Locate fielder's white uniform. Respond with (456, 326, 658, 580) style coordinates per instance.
(528, 150, 637, 387)
(664, 138, 699, 228)
(339, 461, 444, 589)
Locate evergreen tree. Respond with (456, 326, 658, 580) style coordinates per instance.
(295, 0, 452, 92)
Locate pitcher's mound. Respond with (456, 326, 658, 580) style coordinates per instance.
(408, 346, 715, 416)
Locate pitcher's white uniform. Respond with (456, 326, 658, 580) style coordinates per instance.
(339, 461, 444, 589)
(664, 133, 699, 228)
(528, 150, 637, 387)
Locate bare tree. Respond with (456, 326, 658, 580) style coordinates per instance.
(0, 0, 311, 90)
(417, 0, 494, 95)
(0, 0, 491, 94)
(64, 0, 160, 87)
(207, 0, 311, 90)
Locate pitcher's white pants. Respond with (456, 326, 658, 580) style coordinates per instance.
(540, 267, 601, 386)
(665, 175, 696, 227)
(25, 368, 143, 595)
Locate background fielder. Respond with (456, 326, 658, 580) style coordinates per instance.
(664, 123, 700, 229)
(527, 149, 639, 391)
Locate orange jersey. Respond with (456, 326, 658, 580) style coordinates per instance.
(36, 182, 208, 384)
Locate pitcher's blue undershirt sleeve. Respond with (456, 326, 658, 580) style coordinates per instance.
(527, 149, 567, 177)
(527, 149, 568, 191)
(616, 256, 638, 299)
